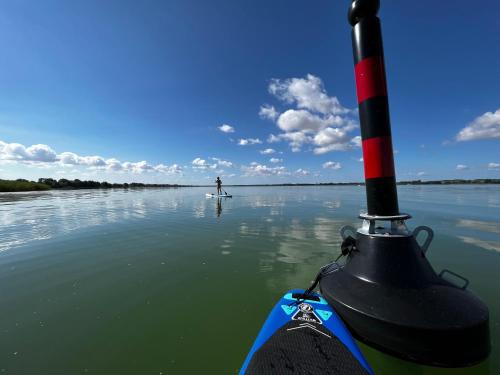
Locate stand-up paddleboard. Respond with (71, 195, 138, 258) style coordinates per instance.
(240, 289, 374, 375)
(205, 193, 232, 198)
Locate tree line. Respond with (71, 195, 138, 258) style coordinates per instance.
(0, 178, 188, 192)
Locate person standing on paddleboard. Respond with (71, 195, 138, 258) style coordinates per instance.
(215, 176, 222, 195)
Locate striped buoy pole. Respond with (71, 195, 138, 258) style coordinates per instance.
(349, 0, 398, 216)
(319, 0, 491, 367)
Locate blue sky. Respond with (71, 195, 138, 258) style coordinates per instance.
(0, 0, 499, 184)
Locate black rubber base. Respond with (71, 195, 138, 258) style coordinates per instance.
(320, 233, 490, 367)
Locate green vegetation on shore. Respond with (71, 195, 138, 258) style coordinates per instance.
(37, 178, 186, 189)
(0, 178, 187, 192)
(0, 179, 51, 192)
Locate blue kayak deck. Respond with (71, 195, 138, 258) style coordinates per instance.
(239, 289, 374, 375)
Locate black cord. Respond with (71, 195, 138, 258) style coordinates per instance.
(291, 236, 357, 305)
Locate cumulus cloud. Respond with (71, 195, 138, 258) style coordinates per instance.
(259, 105, 279, 121)
(0, 139, 182, 175)
(211, 157, 233, 168)
(123, 161, 154, 173)
(314, 127, 350, 147)
(269, 158, 282, 163)
(322, 161, 342, 170)
(218, 124, 235, 133)
(105, 158, 124, 171)
(488, 162, 500, 170)
(456, 109, 500, 141)
(242, 163, 288, 176)
(0, 141, 57, 163)
(260, 148, 276, 155)
(262, 74, 358, 153)
(192, 157, 217, 170)
(351, 136, 362, 148)
(313, 134, 360, 155)
(277, 109, 329, 133)
(59, 152, 106, 167)
(456, 164, 469, 170)
(269, 74, 349, 115)
(268, 131, 313, 152)
(154, 163, 181, 174)
(238, 138, 262, 146)
(294, 168, 310, 176)
(267, 134, 281, 143)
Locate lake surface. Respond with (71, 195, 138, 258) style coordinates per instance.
(0, 185, 498, 374)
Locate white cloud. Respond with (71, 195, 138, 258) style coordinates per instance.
(267, 134, 281, 143)
(192, 157, 217, 170)
(218, 124, 235, 133)
(58, 152, 80, 165)
(0, 141, 57, 162)
(123, 161, 155, 173)
(242, 163, 288, 176)
(79, 156, 107, 167)
(456, 109, 500, 141)
(351, 136, 362, 148)
(0, 139, 182, 176)
(238, 138, 262, 146)
(154, 164, 182, 174)
(277, 109, 330, 133)
(456, 164, 469, 170)
(211, 157, 233, 168)
(322, 161, 342, 170)
(294, 168, 310, 176)
(314, 127, 350, 147)
(268, 131, 313, 152)
(269, 74, 348, 115)
(58, 152, 106, 167)
(260, 148, 276, 155)
(105, 158, 124, 171)
(262, 75, 359, 154)
(358, 157, 364, 162)
(488, 162, 500, 170)
(269, 158, 282, 163)
(259, 105, 279, 121)
(417, 171, 427, 176)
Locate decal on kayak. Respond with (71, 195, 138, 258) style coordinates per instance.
(292, 303, 322, 324)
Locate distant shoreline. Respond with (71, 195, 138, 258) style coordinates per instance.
(1, 178, 499, 192)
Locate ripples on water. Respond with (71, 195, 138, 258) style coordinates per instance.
(0, 189, 186, 252)
(0, 185, 499, 374)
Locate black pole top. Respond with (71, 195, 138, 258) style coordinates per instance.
(348, 0, 380, 26)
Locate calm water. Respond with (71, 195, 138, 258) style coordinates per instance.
(0, 186, 499, 374)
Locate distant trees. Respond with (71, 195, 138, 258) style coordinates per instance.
(0, 179, 51, 192)
(0, 178, 186, 192)
(35, 178, 183, 189)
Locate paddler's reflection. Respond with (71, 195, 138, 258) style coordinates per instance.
(216, 197, 222, 217)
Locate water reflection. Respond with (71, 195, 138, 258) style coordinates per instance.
(458, 236, 500, 253)
(0, 189, 184, 252)
(254, 217, 344, 270)
(216, 198, 222, 217)
(456, 219, 500, 234)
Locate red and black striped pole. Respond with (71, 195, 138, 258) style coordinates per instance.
(320, 0, 490, 367)
(349, 0, 398, 216)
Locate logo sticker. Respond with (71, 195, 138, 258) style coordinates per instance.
(292, 303, 322, 324)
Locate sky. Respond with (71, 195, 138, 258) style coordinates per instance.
(0, 0, 499, 184)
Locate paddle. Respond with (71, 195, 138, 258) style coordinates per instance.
(222, 188, 229, 196)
